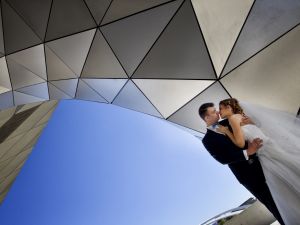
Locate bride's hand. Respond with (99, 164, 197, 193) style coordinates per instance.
(241, 115, 255, 126)
(217, 125, 229, 134)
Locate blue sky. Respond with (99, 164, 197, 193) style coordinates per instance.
(0, 100, 252, 225)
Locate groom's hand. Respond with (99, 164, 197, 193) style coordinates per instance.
(247, 138, 263, 156)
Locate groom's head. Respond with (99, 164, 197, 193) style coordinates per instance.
(199, 102, 220, 126)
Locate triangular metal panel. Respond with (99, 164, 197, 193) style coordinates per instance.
(133, 79, 214, 118)
(221, 25, 300, 114)
(45, 0, 97, 41)
(192, 0, 253, 76)
(13, 91, 46, 106)
(45, 46, 77, 81)
(6, 0, 52, 40)
(48, 83, 73, 100)
(75, 79, 108, 103)
(133, 0, 215, 79)
(50, 79, 78, 98)
(222, 0, 300, 76)
(112, 80, 162, 118)
(7, 58, 45, 90)
(81, 30, 127, 78)
(101, 0, 171, 24)
(16, 83, 49, 100)
(84, 0, 111, 24)
(82, 78, 127, 103)
(0, 57, 11, 94)
(0, 92, 14, 111)
(1, 0, 42, 54)
(7, 44, 47, 80)
(101, 0, 182, 76)
(46, 29, 96, 75)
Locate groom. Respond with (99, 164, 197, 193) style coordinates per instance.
(199, 102, 285, 225)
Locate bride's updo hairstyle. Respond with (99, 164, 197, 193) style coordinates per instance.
(219, 98, 244, 115)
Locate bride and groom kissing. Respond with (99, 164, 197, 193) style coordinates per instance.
(199, 98, 300, 225)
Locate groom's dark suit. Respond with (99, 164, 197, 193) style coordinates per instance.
(202, 119, 284, 225)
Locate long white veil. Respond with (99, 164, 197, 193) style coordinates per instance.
(239, 101, 300, 152)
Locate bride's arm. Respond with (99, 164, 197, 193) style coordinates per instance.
(218, 115, 245, 148)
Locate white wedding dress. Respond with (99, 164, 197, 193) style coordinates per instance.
(240, 102, 300, 225)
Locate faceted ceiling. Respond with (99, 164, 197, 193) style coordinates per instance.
(0, 0, 299, 134)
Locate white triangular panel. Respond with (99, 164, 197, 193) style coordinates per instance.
(192, 0, 253, 76)
(133, 79, 214, 118)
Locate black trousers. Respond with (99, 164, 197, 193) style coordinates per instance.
(230, 159, 285, 225)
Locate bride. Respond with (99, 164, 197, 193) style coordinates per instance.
(216, 98, 300, 225)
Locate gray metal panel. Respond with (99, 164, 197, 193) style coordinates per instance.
(0, 57, 11, 93)
(0, 92, 14, 110)
(222, 0, 300, 76)
(6, 0, 52, 40)
(112, 80, 162, 118)
(46, 29, 96, 75)
(2, 0, 41, 54)
(7, 58, 45, 90)
(16, 83, 49, 100)
(84, 0, 111, 24)
(101, 0, 171, 25)
(7, 44, 47, 80)
(45, 46, 77, 81)
(168, 82, 230, 133)
(13, 91, 45, 106)
(76, 79, 108, 103)
(45, 0, 96, 41)
(50, 79, 78, 98)
(221, 25, 300, 115)
(0, 8, 5, 55)
(101, 0, 182, 76)
(48, 82, 73, 100)
(132, 0, 215, 79)
(81, 30, 127, 78)
(82, 78, 127, 103)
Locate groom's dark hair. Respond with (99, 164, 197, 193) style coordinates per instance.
(199, 103, 214, 120)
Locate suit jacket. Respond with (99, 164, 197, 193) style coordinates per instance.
(202, 119, 261, 186)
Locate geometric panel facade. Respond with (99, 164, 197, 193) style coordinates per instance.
(0, 0, 299, 137)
